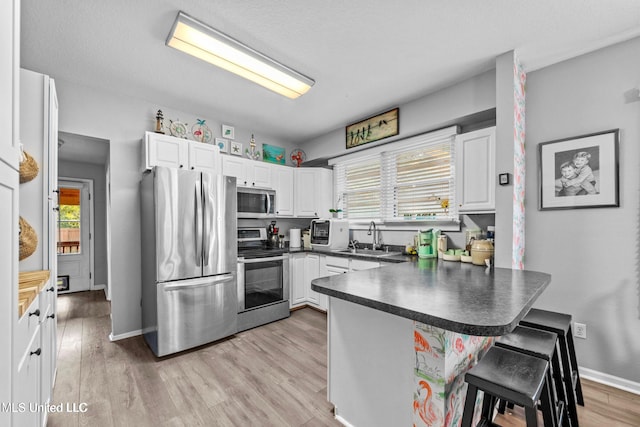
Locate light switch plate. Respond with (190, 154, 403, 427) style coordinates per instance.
(498, 173, 510, 185)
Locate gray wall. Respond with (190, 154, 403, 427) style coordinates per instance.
(299, 69, 496, 160)
(58, 159, 108, 289)
(525, 36, 640, 383)
(54, 79, 298, 337)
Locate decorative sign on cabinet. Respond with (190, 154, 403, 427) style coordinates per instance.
(455, 127, 496, 212)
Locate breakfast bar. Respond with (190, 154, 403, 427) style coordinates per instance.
(311, 259, 551, 427)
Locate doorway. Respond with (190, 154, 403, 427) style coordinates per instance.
(57, 179, 93, 293)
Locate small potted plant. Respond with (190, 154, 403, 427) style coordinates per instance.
(330, 196, 343, 218)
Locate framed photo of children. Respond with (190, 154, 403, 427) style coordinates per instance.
(538, 129, 619, 210)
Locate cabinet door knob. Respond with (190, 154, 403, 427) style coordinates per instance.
(47, 287, 55, 292)
(30, 348, 41, 357)
(47, 313, 55, 319)
(179, 165, 184, 168)
(191, 166, 195, 170)
(29, 309, 40, 317)
(53, 207, 59, 211)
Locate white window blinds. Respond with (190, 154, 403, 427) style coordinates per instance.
(331, 126, 458, 222)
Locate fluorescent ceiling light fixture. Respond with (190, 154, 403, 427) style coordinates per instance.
(166, 11, 315, 99)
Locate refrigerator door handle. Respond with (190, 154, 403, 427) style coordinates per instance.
(202, 178, 210, 265)
(162, 274, 234, 291)
(195, 181, 203, 267)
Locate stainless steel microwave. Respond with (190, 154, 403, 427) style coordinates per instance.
(237, 187, 276, 218)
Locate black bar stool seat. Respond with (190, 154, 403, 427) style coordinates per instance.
(496, 325, 567, 427)
(461, 346, 555, 427)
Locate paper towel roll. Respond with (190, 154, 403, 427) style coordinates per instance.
(289, 228, 301, 248)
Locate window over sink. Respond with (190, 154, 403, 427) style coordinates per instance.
(330, 126, 459, 226)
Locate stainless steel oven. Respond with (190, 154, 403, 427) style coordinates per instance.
(236, 227, 290, 332)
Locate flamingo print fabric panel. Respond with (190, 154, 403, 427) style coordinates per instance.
(512, 54, 526, 269)
(413, 322, 494, 427)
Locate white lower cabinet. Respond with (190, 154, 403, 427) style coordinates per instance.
(14, 296, 41, 427)
(289, 253, 326, 311)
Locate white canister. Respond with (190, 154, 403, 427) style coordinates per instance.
(289, 228, 301, 248)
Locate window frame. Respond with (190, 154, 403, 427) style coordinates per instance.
(329, 126, 461, 231)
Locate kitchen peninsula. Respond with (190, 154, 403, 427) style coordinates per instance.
(311, 259, 551, 427)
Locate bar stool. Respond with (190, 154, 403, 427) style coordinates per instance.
(495, 325, 568, 427)
(461, 346, 556, 427)
(520, 308, 584, 427)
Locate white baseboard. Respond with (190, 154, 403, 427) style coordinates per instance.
(580, 366, 640, 395)
(92, 283, 106, 291)
(109, 329, 142, 341)
(334, 414, 355, 427)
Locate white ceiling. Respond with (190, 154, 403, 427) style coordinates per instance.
(21, 0, 640, 144)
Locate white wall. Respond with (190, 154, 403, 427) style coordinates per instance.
(54, 78, 297, 337)
(58, 159, 108, 289)
(525, 36, 640, 383)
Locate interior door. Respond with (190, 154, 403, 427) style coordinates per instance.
(57, 180, 91, 293)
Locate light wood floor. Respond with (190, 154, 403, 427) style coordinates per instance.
(50, 291, 640, 426)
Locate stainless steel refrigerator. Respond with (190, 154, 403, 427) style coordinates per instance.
(140, 167, 237, 357)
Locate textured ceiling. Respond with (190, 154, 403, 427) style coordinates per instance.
(21, 0, 640, 145)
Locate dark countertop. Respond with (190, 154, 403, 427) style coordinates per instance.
(311, 259, 551, 336)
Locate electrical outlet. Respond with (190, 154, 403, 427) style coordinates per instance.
(574, 322, 587, 339)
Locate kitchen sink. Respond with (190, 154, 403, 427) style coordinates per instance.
(334, 248, 403, 258)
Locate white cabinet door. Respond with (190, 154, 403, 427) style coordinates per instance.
(272, 166, 294, 216)
(289, 254, 306, 308)
(0, 0, 20, 168)
(294, 168, 333, 218)
(188, 140, 220, 174)
(304, 254, 323, 309)
(250, 162, 272, 188)
(39, 284, 56, 420)
(145, 132, 189, 170)
(0, 161, 17, 427)
(456, 127, 496, 212)
(222, 155, 247, 184)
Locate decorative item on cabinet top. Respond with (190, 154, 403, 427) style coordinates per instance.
(19, 147, 39, 184)
(155, 109, 165, 134)
(263, 143, 286, 165)
(19, 216, 38, 261)
(168, 118, 188, 139)
(191, 119, 212, 143)
(245, 134, 261, 160)
(230, 141, 243, 156)
(215, 138, 229, 153)
(290, 148, 306, 167)
(222, 124, 235, 140)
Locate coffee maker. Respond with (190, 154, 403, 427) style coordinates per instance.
(267, 221, 279, 248)
(417, 228, 440, 259)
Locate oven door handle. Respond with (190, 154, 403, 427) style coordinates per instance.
(238, 255, 286, 264)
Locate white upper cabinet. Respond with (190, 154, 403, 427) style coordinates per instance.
(294, 168, 333, 218)
(221, 155, 272, 188)
(272, 165, 294, 216)
(455, 127, 496, 212)
(143, 132, 220, 174)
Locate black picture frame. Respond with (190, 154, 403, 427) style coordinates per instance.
(538, 129, 619, 210)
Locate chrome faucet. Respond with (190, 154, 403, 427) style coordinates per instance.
(368, 221, 380, 250)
